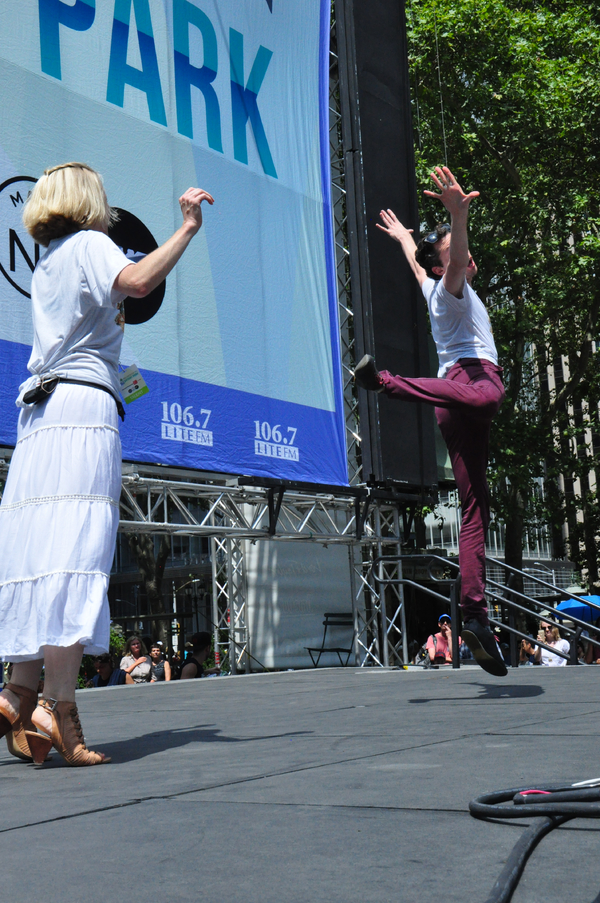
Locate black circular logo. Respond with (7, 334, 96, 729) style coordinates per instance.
(109, 208, 165, 324)
(0, 176, 39, 298)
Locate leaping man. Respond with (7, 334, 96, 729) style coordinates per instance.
(355, 166, 506, 677)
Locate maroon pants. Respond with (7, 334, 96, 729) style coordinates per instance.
(379, 358, 505, 625)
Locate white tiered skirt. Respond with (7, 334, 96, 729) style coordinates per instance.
(0, 383, 121, 661)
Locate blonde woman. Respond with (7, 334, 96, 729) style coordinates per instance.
(0, 163, 213, 765)
(534, 621, 570, 667)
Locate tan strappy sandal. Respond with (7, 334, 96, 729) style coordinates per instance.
(0, 683, 39, 756)
(3, 683, 39, 761)
(30, 698, 110, 766)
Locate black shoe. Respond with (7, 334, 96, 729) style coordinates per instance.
(462, 619, 508, 677)
(354, 354, 382, 391)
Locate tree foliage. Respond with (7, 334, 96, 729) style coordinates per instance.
(406, 0, 600, 582)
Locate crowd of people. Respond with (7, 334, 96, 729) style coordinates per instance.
(1, 632, 221, 694)
(417, 613, 600, 668)
(85, 632, 220, 688)
(520, 617, 600, 667)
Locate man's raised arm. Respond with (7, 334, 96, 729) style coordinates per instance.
(424, 166, 479, 299)
(376, 209, 428, 287)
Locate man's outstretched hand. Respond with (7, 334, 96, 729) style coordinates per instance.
(423, 166, 479, 217)
(376, 209, 414, 244)
(376, 208, 427, 285)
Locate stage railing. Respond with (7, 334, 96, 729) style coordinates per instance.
(371, 553, 600, 668)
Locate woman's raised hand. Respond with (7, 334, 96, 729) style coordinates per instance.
(179, 187, 215, 232)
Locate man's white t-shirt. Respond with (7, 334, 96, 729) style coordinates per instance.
(19, 230, 131, 404)
(422, 277, 498, 377)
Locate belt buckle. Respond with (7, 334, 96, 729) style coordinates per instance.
(40, 376, 59, 394)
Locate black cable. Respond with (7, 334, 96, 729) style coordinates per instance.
(469, 782, 600, 903)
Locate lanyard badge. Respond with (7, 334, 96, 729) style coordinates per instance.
(119, 364, 149, 404)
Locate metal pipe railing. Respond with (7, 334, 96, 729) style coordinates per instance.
(370, 553, 600, 668)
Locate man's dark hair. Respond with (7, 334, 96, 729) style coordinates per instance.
(190, 631, 212, 653)
(415, 223, 451, 280)
(95, 653, 113, 666)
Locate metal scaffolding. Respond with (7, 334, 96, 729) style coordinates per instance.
(116, 464, 417, 671)
(330, 10, 362, 488)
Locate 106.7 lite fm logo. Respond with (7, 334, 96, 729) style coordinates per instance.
(0, 175, 164, 323)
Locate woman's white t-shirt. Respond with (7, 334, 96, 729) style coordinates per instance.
(18, 230, 131, 404)
(540, 639, 570, 667)
(422, 277, 498, 377)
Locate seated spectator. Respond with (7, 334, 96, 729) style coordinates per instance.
(86, 653, 133, 688)
(533, 621, 570, 667)
(425, 615, 460, 665)
(408, 639, 423, 665)
(180, 632, 221, 679)
(149, 643, 172, 682)
(170, 650, 182, 673)
(120, 636, 152, 683)
(519, 638, 537, 666)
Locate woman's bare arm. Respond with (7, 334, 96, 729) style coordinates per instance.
(114, 188, 214, 298)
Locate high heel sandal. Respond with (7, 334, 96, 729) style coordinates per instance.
(0, 683, 24, 737)
(31, 698, 110, 766)
(0, 683, 49, 763)
(3, 683, 40, 762)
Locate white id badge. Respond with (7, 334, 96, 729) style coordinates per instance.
(119, 364, 149, 404)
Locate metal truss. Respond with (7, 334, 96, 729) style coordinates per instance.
(118, 467, 409, 669)
(118, 468, 376, 671)
(119, 471, 372, 543)
(349, 506, 406, 667)
(210, 535, 249, 675)
(330, 11, 361, 486)
(0, 450, 410, 668)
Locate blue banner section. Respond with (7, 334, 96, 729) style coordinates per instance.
(0, 339, 348, 484)
(0, 0, 348, 485)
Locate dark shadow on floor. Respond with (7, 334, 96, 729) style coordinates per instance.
(408, 682, 544, 703)
(0, 725, 313, 767)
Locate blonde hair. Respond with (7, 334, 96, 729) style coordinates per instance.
(22, 162, 118, 247)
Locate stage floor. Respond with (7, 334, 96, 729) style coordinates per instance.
(2, 665, 599, 902)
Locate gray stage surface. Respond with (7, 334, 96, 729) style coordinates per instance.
(2, 665, 600, 902)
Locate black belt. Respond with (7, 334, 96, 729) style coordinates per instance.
(23, 377, 125, 421)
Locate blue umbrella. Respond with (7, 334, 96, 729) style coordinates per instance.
(581, 596, 600, 624)
(555, 597, 598, 623)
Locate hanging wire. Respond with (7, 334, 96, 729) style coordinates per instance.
(433, 6, 448, 166)
(407, 0, 422, 151)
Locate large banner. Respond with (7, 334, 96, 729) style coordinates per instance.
(0, 0, 348, 485)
